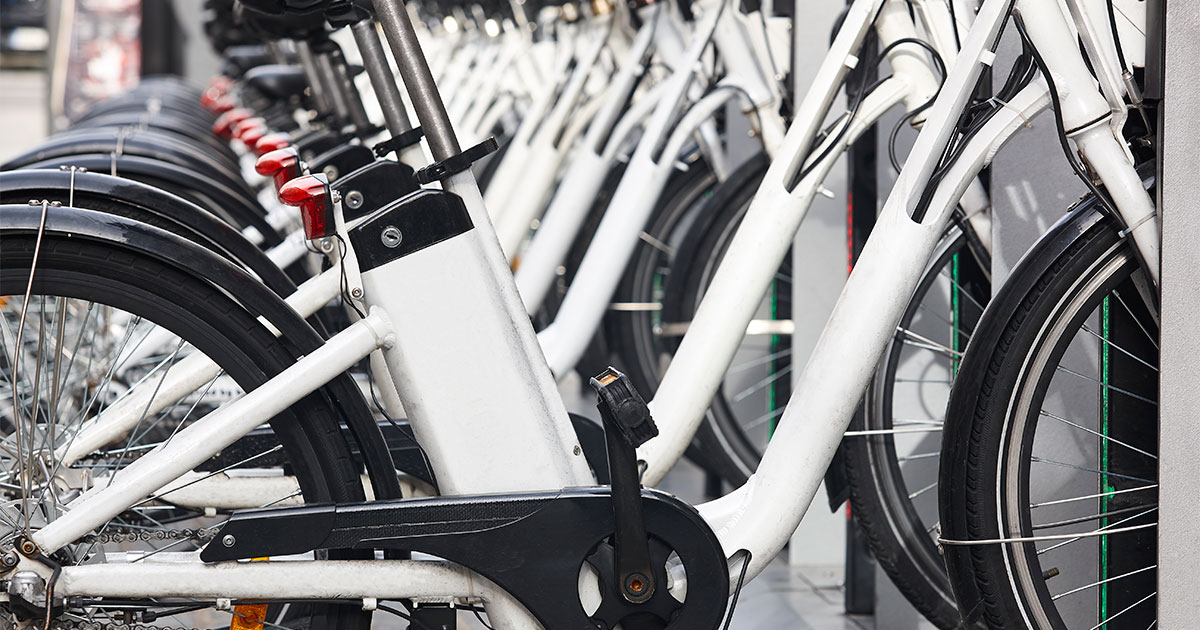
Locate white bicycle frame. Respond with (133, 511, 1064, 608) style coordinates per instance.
(18, 1, 1159, 629)
(532, 0, 943, 376)
(50, 0, 958, 502)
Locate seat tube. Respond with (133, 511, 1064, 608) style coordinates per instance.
(365, 0, 593, 495)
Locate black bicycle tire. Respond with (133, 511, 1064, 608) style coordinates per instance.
(846, 223, 990, 630)
(0, 231, 371, 630)
(940, 210, 1153, 629)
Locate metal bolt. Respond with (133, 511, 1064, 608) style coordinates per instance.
(573, 445, 582, 456)
(624, 572, 650, 597)
(18, 540, 36, 555)
(323, 165, 339, 181)
(381, 226, 403, 248)
(222, 534, 236, 548)
(1, 551, 18, 567)
(350, 287, 364, 299)
(345, 190, 364, 209)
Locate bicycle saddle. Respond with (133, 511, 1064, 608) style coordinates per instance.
(221, 45, 275, 77)
(236, 1, 327, 40)
(243, 64, 310, 101)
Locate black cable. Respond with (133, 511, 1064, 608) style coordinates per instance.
(946, 0, 962, 51)
(800, 37, 946, 184)
(373, 603, 444, 630)
(472, 606, 496, 630)
(720, 549, 753, 630)
(1013, 14, 1121, 220)
(883, 38, 949, 172)
(1106, 0, 1129, 75)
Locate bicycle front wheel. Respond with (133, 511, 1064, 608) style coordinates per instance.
(940, 204, 1157, 629)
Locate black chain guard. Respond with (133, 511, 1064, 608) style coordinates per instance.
(202, 487, 729, 629)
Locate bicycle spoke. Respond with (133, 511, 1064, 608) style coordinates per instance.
(1054, 364, 1157, 406)
(1112, 289, 1159, 350)
(1030, 484, 1157, 509)
(1051, 565, 1155, 601)
(1030, 456, 1155, 485)
(1032, 503, 1157, 530)
(1039, 409, 1157, 460)
(1087, 591, 1156, 630)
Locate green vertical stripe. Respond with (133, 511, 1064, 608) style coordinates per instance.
(1099, 295, 1112, 627)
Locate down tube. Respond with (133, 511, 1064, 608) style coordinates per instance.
(701, 80, 1050, 585)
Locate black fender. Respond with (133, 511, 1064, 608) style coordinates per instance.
(0, 169, 296, 298)
(13, 154, 283, 247)
(72, 111, 238, 161)
(3, 127, 248, 196)
(0, 204, 402, 502)
(938, 167, 1151, 624)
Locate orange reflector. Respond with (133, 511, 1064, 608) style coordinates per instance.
(279, 174, 334, 240)
(230, 602, 268, 630)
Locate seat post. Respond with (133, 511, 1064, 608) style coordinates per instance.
(294, 39, 333, 115)
(370, 0, 459, 160)
(350, 19, 414, 139)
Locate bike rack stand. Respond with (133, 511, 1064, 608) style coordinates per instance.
(1156, 1, 1199, 625)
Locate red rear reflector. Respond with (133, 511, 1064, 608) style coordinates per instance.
(213, 109, 252, 139)
(211, 96, 236, 114)
(240, 125, 267, 148)
(254, 132, 291, 156)
(209, 76, 233, 95)
(279, 174, 334, 240)
(200, 87, 223, 111)
(255, 147, 302, 193)
(233, 117, 267, 141)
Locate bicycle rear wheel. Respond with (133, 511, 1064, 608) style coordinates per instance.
(1, 219, 370, 630)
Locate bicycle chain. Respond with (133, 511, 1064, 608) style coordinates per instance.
(80, 525, 221, 546)
(15, 618, 200, 630)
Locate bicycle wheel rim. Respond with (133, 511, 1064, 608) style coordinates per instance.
(0, 234, 369, 630)
(998, 239, 1157, 629)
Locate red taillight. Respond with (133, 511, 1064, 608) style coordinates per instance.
(255, 147, 302, 193)
(254, 133, 291, 156)
(211, 96, 236, 114)
(279, 174, 334, 240)
(209, 76, 233, 95)
(213, 109, 253, 139)
(233, 117, 267, 140)
(200, 87, 223, 112)
(240, 125, 267, 148)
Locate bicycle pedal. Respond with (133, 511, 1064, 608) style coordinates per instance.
(588, 367, 657, 448)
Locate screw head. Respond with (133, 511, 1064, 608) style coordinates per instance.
(323, 165, 339, 181)
(222, 534, 236, 548)
(350, 287, 364, 299)
(624, 573, 649, 595)
(381, 226, 402, 248)
(18, 539, 36, 555)
(345, 190, 364, 209)
(2, 551, 18, 567)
